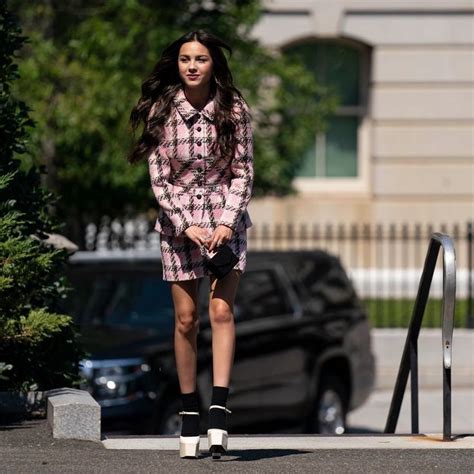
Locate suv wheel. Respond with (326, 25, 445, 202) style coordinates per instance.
(157, 398, 183, 435)
(311, 375, 348, 435)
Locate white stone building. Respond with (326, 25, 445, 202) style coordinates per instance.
(248, 0, 474, 231)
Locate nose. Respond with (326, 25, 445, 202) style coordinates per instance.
(188, 61, 198, 72)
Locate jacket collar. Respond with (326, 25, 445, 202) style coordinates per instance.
(172, 86, 215, 122)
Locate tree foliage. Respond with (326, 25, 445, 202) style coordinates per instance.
(11, 0, 338, 246)
(0, 1, 87, 392)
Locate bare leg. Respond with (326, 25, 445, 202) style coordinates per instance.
(208, 270, 241, 387)
(170, 278, 200, 393)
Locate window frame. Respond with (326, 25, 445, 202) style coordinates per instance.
(283, 37, 372, 195)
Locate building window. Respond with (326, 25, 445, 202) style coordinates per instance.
(284, 41, 364, 178)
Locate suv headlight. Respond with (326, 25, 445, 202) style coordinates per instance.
(79, 357, 151, 403)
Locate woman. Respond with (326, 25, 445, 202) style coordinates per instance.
(128, 30, 254, 459)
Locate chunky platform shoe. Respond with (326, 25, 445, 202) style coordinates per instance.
(207, 405, 232, 459)
(178, 410, 200, 458)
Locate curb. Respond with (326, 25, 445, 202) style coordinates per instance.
(102, 434, 474, 451)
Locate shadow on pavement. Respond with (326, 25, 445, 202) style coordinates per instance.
(346, 426, 383, 434)
(197, 449, 313, 461)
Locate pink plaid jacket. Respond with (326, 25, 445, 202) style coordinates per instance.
(147, 86, 254, 237)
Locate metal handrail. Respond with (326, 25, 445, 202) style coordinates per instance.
(384, 233, 456, 441)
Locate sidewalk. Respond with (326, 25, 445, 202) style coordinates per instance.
(347, 329, 474, 434)
(348, 387, 474, 434)
(370, 328, 474, 390)
(1, 418, 473, 473)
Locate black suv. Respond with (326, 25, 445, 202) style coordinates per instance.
(65, 248, 375, 435)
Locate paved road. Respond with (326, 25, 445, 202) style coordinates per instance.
(1, 419, 473, 473)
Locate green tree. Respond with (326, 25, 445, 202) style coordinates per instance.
(0, 1, 87, 393)
(11, 0, 338, 247)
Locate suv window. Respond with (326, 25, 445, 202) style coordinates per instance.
(235, 268, 292, 320)
(66, 272, 175, 334)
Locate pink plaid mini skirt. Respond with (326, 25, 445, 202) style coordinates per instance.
(160, 229, 247, 281)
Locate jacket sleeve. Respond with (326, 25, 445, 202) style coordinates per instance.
(148, 148, 194, 236)
(217, 100, 254, 231)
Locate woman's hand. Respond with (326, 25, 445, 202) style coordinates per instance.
(184, 225, 211, 248)
(207, 225, 233, 252)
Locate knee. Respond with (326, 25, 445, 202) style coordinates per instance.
(209, 301, 233, 325)
(175, 309, 199, 335)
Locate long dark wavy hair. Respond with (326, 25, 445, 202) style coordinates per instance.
(127, 30, 248, 165)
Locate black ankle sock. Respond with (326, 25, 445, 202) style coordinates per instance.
(180, 390, 200, 437)
(209, 386, 229, 430)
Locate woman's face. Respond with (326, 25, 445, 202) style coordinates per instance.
(178, 41, 214, 90)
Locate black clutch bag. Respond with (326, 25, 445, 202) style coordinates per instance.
(203, 244, 239, 279)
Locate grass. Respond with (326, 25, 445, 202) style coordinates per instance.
(361, 298, 472, 328)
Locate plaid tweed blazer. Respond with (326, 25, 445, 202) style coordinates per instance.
(147, 86, 254, 237)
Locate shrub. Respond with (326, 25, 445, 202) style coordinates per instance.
(0, 3, 87, 393)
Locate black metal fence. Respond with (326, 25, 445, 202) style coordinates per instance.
(83, 218, 473, 328)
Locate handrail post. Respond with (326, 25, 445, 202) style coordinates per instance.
(443, 366, 451, 440)
(441, 235, 456, 440)
(384, 233, 456, 440)
(410, 337, 419, 434)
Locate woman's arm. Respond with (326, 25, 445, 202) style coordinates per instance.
(146, 102, 194, 236)
(147, 149, 194, 236)
(217, 100, 254, 231)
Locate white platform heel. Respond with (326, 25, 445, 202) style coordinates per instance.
(178, 410, 200, 458)
(207, 405, 232, 459)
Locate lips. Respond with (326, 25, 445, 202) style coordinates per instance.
(187, 75, 200, 79)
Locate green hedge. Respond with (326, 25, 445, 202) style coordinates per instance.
(362, 298, 471, 328)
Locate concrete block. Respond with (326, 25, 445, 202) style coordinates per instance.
(46, 387, 101, 442)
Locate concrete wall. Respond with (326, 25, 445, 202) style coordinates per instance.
(248, 0, 474, 231)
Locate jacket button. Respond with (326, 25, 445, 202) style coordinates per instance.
(196, 194, 202, 199)
(197, 167, 203, 172)
(197, 154, 202, 159)
(196, 126, 202, 132)
(196, 141, 202, 146)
